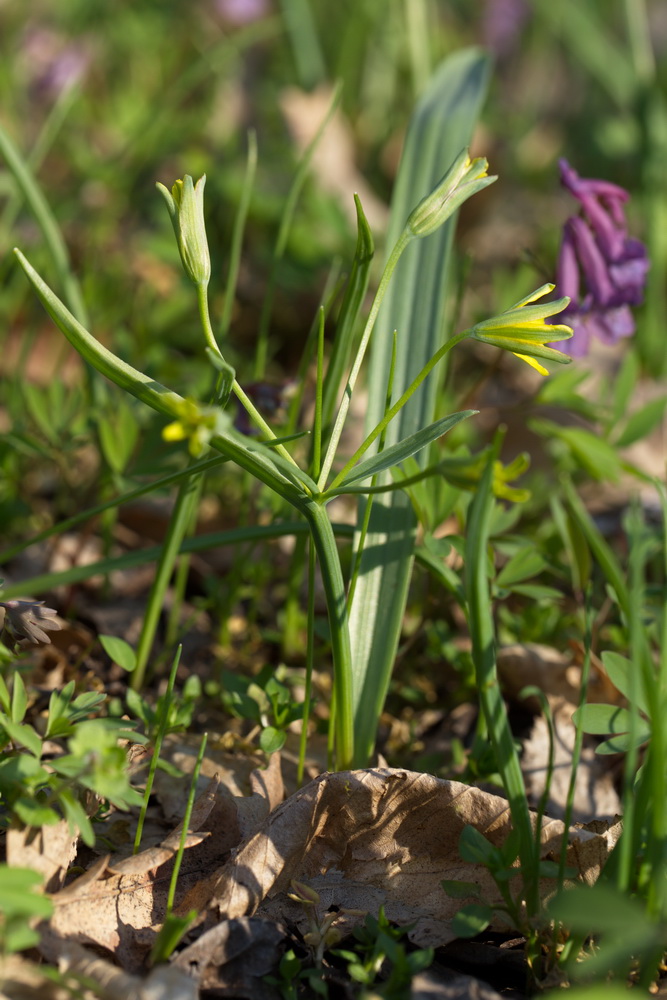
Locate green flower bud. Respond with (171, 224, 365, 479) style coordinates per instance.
(406, 149, 496, 238)
(156, 174, 211, 288)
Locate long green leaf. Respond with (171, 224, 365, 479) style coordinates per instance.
(347, 49, 490, 764)
(337, 410, 474, 487)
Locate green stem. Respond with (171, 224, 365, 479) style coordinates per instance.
(197, 278, 300, 469)
(464, 437, 537, 915)
(0, 454, 227, 565)
(131, 468, 202, 691)
(326, 329, 468, 494)
(254, 83, 341, 378)
(297, 540, 317, 786)
(165, 731, 208, 916)
(318, 229, 413, 490)
(220, 129, 257, 340)
(0, 122, 88, 326)
(134, 647, 182, 853)
(14, 248, 353, 765)
(303, 501, 354, 768)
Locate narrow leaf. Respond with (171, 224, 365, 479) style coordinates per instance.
(338, 410, 474, 487)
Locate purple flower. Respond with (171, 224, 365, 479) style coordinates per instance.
(234, 380, 296, 435)
(550, 159, 649, 356)
(20, 28, 90, 100)
(214, 0, 270, 24)
(0, 601, 62, 645)
(481, 0, 531, 57)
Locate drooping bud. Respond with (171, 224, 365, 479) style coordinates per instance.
(406, 149, 496, 239)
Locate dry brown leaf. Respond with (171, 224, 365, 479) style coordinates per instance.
(38, 926, 197, 1000)
(156, 736, 284, 844)
(0, 953, 73, 1000)
(497, 644, 622, 821)
(172, 916, 285, 997)
(107, 833, 208, 876)
(522, 697, 621, 822)
(46, 780, 228, 971)
(6, 817, 79, 893)
(280, 85, 389, 233)
(497, 643, 578, 708)
(411, 968, 505, 1000)
(192, 768, 619, 949)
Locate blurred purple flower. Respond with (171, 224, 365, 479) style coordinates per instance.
(21, 27, 90, 100)
(214, 0, 270, 24)
(550, 159, 649, 356)
(482, 0, 531, 57)
(235, 380, 296, 435)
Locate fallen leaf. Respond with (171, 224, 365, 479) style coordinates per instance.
(498, 644, 622, 821)
(38, 926, 197, 1000)
(46, 780, 229, 971)
(522, 697, 621, 822)
(173, 916, 284, 997)
(155, 735, 284, 843)
(411, 967, 505, 1000)
(6, 817, 79, 893)
(280, 85, 389, 233)
(187, 768, 619, 949)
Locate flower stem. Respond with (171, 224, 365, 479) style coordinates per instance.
(196, 280, 300, 469)
(318, 229, 413, 490)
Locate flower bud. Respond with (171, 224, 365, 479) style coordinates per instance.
(156, 174, 211, 288)
(406, 150, 496, 238)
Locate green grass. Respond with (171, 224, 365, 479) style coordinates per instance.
(1, 0, 667, 993)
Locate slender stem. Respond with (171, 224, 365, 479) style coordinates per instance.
(134, 647, 182, 853)
(0, 454, 227, 564)
(404, 0, 431, 96)
(15, 248, 355, 762)
(0, 122, 88, 326)
(197, 279, 300, 468)
(231, 381, 302, 469)
(165, 731, 208, 916)
(326, 330, 468, 494)
(131, 469, 201, 691)
(303, 502, 354, 768)
(297, 540, 317, 786)
(325, 459, 450, 499)
(465, 437, 537, 915)
(220, 130, 257, 340)
(624, 0, 655, 84)
(255, 84, 341, 378)
(0, 83, 80, 249)
(313, 308, 324, 479)
(318, 229, 413, 490)
(558, 591, 593, 892)
(196, 281, 224, 358)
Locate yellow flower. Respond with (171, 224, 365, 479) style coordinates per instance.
(162, 398, 228, 456)
(470, 284, 573, 376)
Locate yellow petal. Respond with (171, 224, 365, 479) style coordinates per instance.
(162, 421, 187, 442)
(512, 352, 549, 376)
